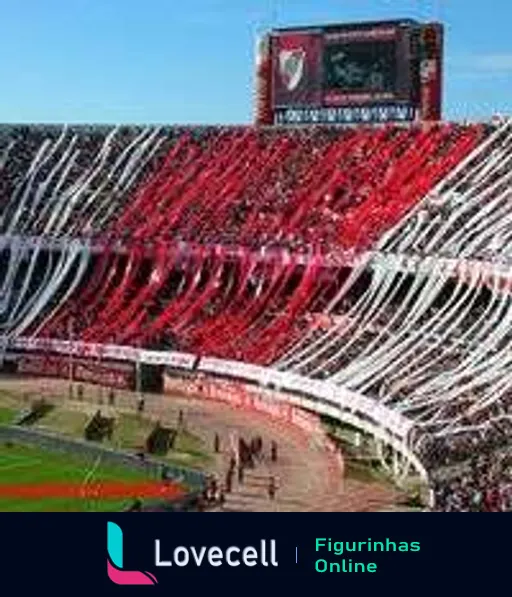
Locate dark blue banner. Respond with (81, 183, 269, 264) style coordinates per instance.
(1, 513, 507, 594)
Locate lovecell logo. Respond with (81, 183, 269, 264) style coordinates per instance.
(107, 522, 158, 585)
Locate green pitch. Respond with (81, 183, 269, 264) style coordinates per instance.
(0, 442, 153, 512)
(0, 407, 17, 425)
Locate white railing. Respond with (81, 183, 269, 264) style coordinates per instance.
(199, 356, 412, 440)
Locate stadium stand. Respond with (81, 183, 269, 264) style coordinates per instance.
(1, 118, 511, 511)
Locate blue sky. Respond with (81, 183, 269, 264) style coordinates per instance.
(0, 0, 510, 124)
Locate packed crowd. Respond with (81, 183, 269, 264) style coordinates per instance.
(383, 120, 512, 264)
(1, 121, 510, 512)
(431, 450, 512, 512)
(102, 123, 484, 254)
(0, 123, 485, 252)
(0, 124, 175, 238)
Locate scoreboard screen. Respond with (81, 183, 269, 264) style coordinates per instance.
(323, 40, 397, 93)
(254, 19, 444, 125)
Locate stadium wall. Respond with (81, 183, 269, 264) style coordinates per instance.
(6, 337, 428, 483)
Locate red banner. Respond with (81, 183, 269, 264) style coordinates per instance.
(17, 355, 135, 390)
(272, 31, 323, 107)
(164, 375, 322, 435)
(419, 24, 443, 121)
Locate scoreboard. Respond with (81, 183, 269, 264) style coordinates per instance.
(254, 19, 443, 125)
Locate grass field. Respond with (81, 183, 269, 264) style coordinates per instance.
(0, 442, 156, 512)
(0, 394, 209, 511)
(34, 408, 90, 436)
(0, 407, 17, 425)
(31, 408, 210, 468)
(0, 382, 210, 511)
(0, 389, 26, 417)
(111, 413, 154, 450)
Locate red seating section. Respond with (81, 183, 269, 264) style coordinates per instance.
(99, 124, 483, 252)
(37, 124, 485, 364)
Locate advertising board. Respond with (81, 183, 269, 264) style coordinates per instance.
(255, 19, 443, 125)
